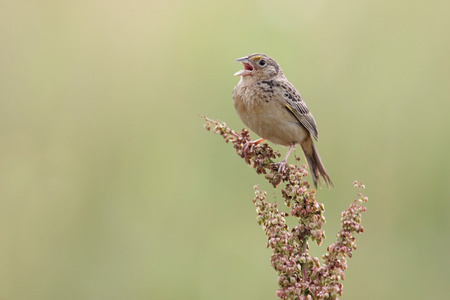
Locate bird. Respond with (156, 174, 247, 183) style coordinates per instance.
(232, 53, 332, 188)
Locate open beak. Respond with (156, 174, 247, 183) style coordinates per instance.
(234, 57, 254, 76)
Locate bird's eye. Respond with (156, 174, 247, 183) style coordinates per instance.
(259, 59, 266, 66)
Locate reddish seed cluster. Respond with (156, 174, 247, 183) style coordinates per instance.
(202, 116, 283, 184)
(203, 117, 368, 300)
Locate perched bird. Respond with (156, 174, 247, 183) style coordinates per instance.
(232, 53, 332, 188)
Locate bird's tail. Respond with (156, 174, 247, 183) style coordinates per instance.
(300, 138, 333, 188)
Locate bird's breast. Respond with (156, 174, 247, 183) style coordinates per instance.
(232, 81, 309, 146)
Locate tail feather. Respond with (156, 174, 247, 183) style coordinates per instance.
(300, 139, 333, 188)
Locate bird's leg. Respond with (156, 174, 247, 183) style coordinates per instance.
(277, 143, 295, 173)
(243, 138, 266, 159)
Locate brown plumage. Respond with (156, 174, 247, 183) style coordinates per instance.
(232, 53, 332, 188)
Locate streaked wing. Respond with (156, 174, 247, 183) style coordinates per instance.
(281, 82, 319, 141)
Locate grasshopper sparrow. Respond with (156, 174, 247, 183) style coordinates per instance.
(232, 53, 332, 188)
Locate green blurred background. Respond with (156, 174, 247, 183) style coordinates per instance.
(1, 0, 449, 299)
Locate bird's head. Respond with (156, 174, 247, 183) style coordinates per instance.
(234, 53, 284, 80)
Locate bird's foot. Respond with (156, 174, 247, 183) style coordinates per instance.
(243, 138, 266, 160)
(274, 160, 288, 174)
(272, 143, 295, 174)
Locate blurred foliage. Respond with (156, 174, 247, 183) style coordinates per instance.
(0, 0, 449, 299)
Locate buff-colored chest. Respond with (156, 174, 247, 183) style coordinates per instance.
(232, 80, 309, 146)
